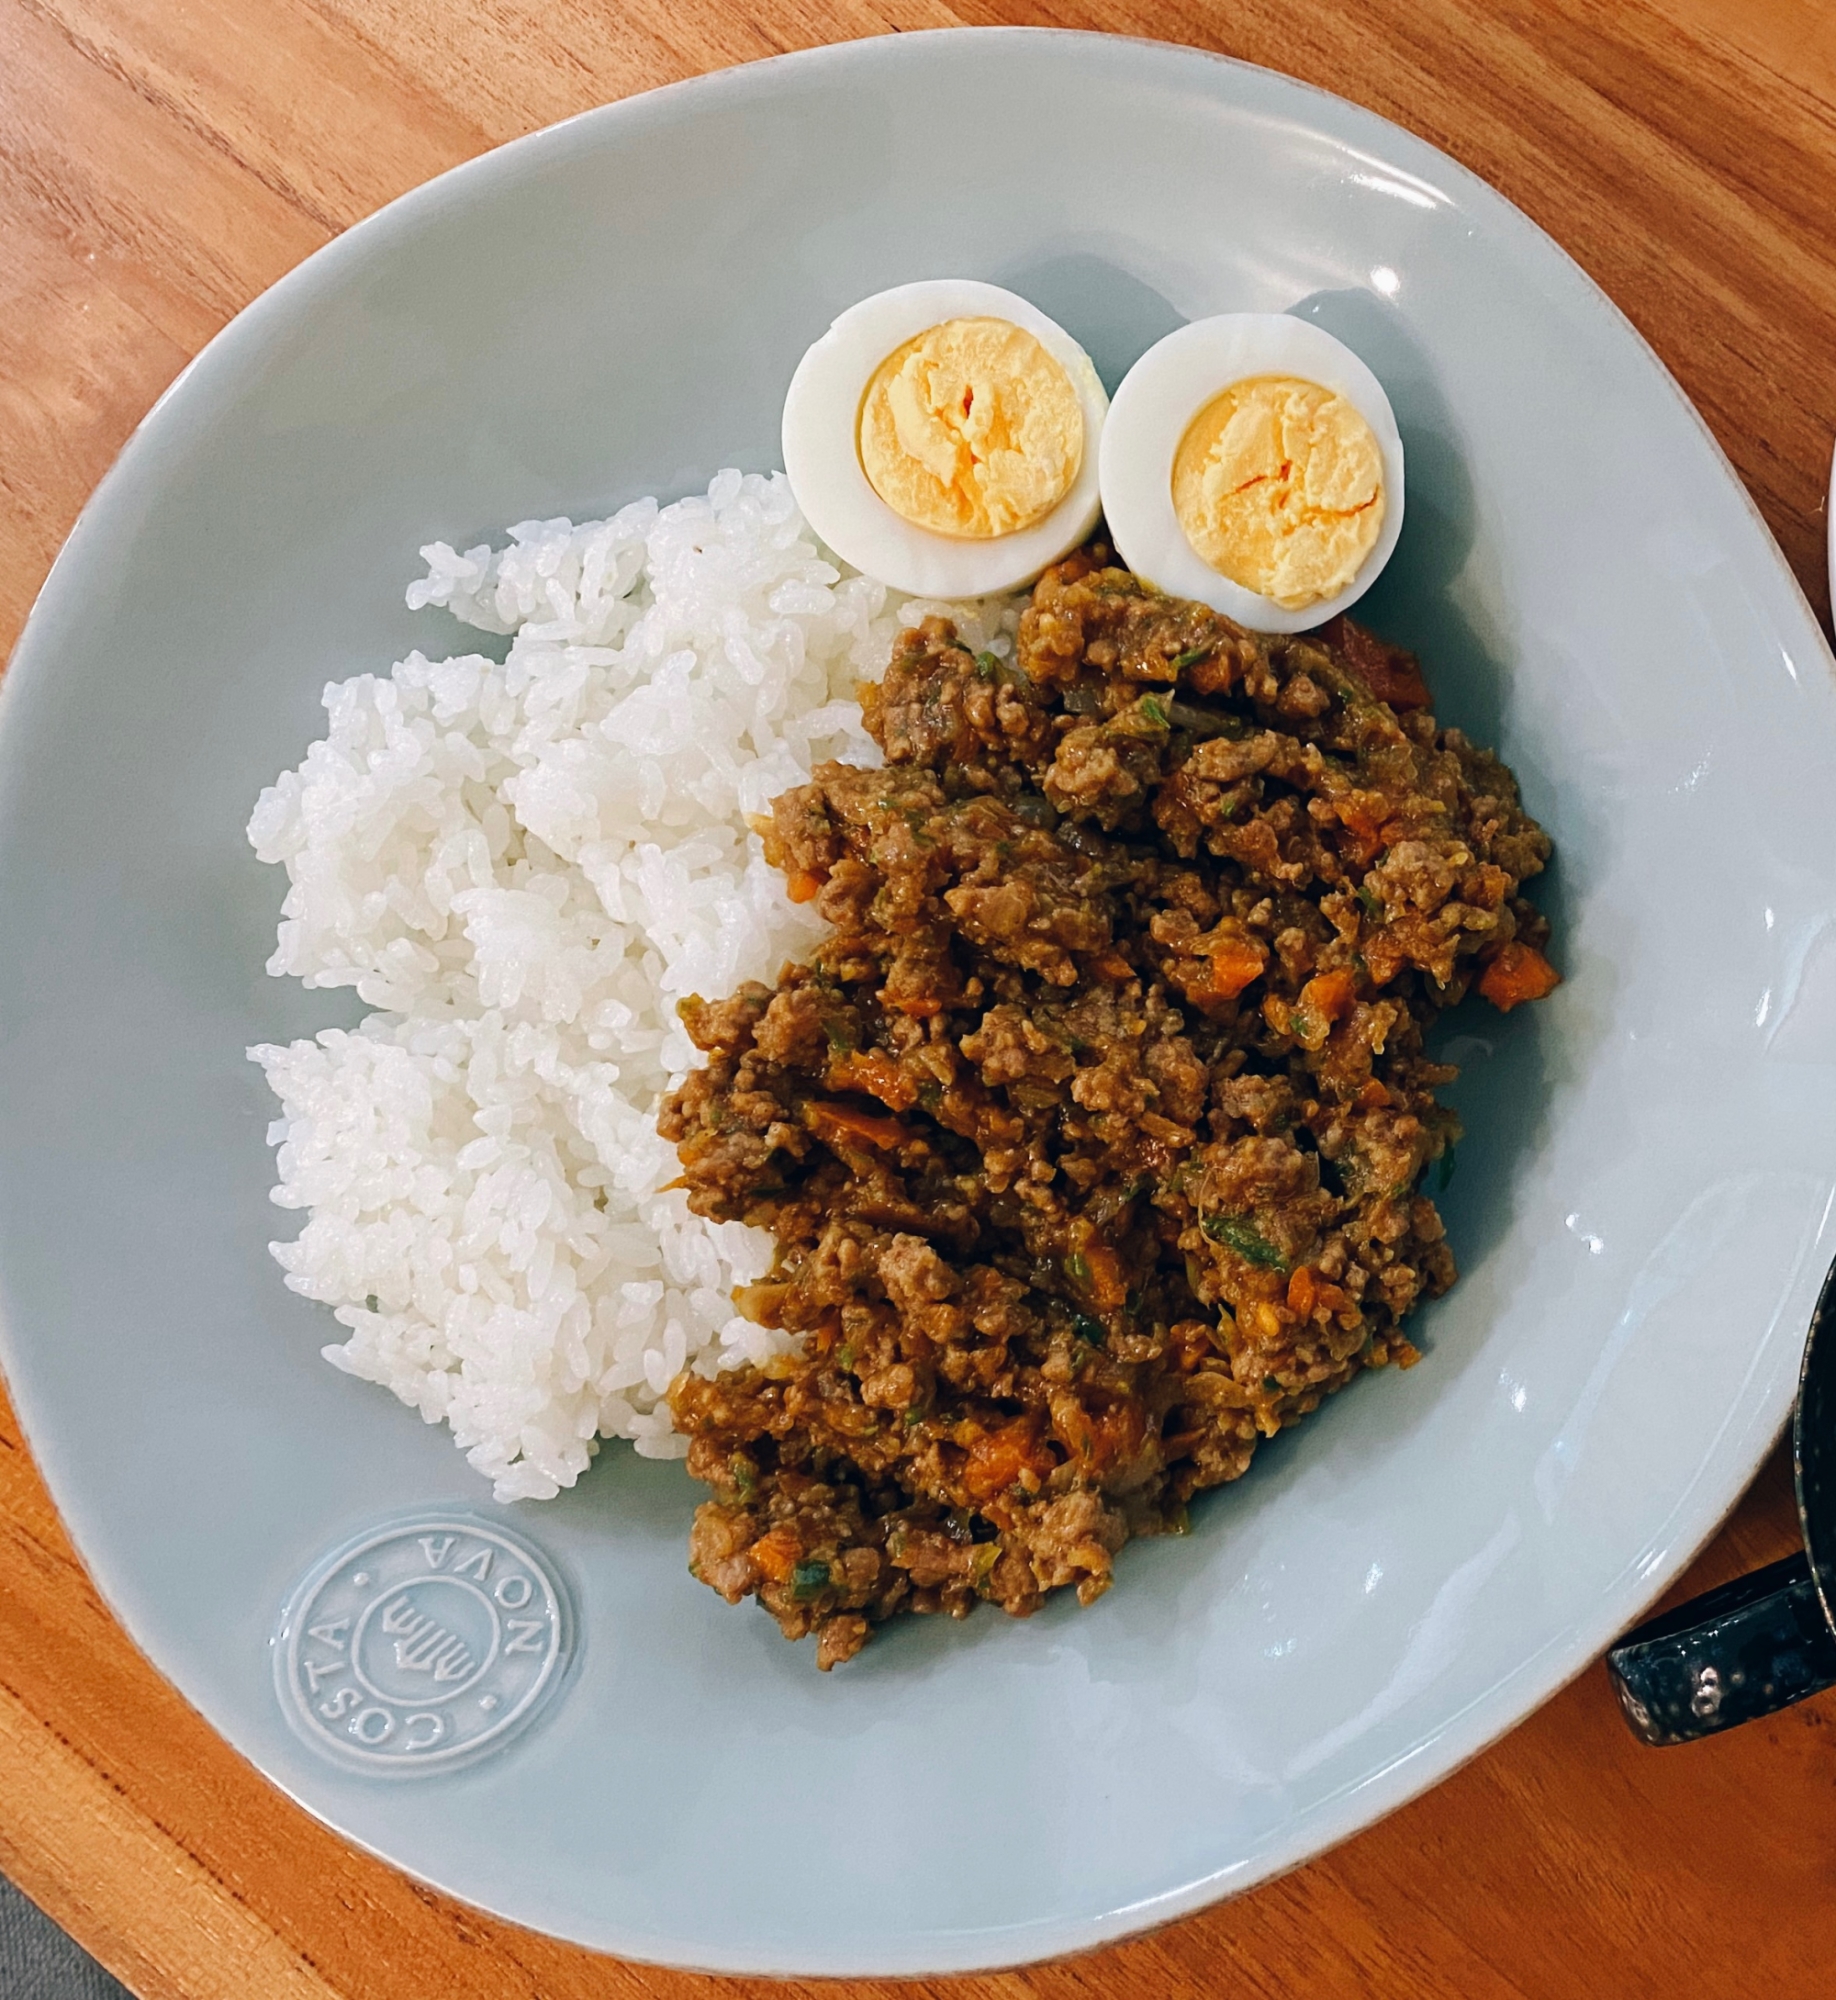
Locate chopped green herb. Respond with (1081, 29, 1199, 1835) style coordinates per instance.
(1070, 1311, 1106, 1345)
(1356, 885, 1381, 917)
(904, 1409, 926, 1428)
(1064, 1249, 1092, 1285)
(790, 1559, 831, 1600)
(1201, 1214, 1288, 1269)
(1139, 695, 1170, 727)
(1262, 1374, 1283, 1394)
(970, 1542, 1001, 1588)
(1172, 647, 1211, 670)
(822, 1019, 854, 1053)
(975, 650, 999, 681)
(729, 1455, 757, 1502)
(835, 1344, 855, 1371)
(364, 1294, 379, 1314)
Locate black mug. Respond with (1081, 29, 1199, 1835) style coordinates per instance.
(1606, 1256, 1836, 1745)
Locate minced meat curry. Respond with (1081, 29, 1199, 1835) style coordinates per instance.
(660, 546, 1557, 1668)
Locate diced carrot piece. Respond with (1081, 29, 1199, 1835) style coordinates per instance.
(1477, 942, 1561, 1012)
(1170, 1324, 1214, 1372)
(884, 994, 942, 1018)
(1205, 937, 1267, 999)
(1186, 653, 1238, 697)
(750, 1527, 801, 1585)
(829, 1050, 918, 1111)
(1355, 1080, 1390, 1109)
(1082, 1242, 1127, 1312)
(1287, 1266, 1317, 1317)
(784, 870, 825, 904)
(1336, 793, 1393, 849)
(1318, 615, 1434, 711)
(804, 1101, 914, 1152)
(1092, 951, 1135, 983)
(1083, 1401, 1145, 1475)
(960, 1418, 1051, 1503)
(1047, 1399, 1142, 1476)
(1300, 969, 1358, 1025)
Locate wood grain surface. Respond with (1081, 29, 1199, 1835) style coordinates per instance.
(4, 3, 1836, 1995)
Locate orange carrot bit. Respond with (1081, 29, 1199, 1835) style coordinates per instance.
(1092, 951, 1135, 984)
(883, 992, 943, 1018)
(1355, 1080, 1390, 1109)
(1169, 1323, 1214, 1373)
(1477, 941, 1561, 1012)
(1300, 969, 1358, 1025)
(784, 870, 825, 905)
(750, 1526, 801, 1585)
(1082, 1242, 1127, 1312)
(1205, 937, 1268, 1000)
(804, 1101, 915, 1152)
(829, 1050, 918, 1111)
(1318, 614, 1434, 712)
(960, 1418, 1052, 1503)
(1081, 1401, 1145, 1476)
(1048, 1398, 1142, 1476)
(1287, 1266, 1317, 1317)
(1185, 651, 1238, 697)
(1335, 792, 1393, 851)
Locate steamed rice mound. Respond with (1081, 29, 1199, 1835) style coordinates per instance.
(249, 471, 1021, 1500)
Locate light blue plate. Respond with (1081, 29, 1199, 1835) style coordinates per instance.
(3, 27, 1834, 1977)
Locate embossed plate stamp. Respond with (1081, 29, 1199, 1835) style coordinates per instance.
(273, 1514, 574, 1775)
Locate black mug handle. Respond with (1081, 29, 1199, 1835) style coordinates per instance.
(1606, 1551, 1836, 1745)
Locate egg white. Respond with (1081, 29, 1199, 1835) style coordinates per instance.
(781, 280, 1109, 599)
(1099, 315, 1406, 635)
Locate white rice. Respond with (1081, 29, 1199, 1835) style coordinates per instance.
(249, 470, 1021, 1500)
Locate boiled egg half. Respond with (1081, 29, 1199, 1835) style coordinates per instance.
(1099, 315, 1405, 634)
(782, 280, 1109, 598)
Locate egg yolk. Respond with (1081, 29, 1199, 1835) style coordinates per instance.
(1171, 375, 1384, 610)
(858, 317, 1082, 540)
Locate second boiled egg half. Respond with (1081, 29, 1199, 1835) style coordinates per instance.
(782, 280, 1109, 598)
(1099, 315, 1405, 634)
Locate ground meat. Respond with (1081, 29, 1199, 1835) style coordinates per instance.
(661, 546, 1557, 1667)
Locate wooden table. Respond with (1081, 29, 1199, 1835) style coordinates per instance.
(3, 3, 1835, 1993)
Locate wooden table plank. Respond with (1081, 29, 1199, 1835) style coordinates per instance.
(2, 4, 1833, 1995)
